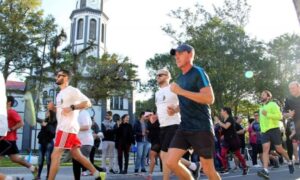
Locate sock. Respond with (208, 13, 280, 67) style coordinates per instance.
(189, 163, 197, 171)
(5, 176, 13, 180)
(264, 168, 269, 173)
(93, 170, 100, 178)
(29, 165, 35, 172)
(288, 161, 293, 165)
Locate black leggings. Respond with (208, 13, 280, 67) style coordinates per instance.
(251, 143, 262, 165)
(118, 144, 131, 172)
(72, 159, 82, 180)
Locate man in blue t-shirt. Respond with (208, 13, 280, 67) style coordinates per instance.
(166, 44, 220, 180)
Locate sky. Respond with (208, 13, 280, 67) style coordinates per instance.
(39, 0, 300, 100)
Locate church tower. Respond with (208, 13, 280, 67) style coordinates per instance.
(69, 0, 108, 74)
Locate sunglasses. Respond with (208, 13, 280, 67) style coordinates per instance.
(56, 74, 66, 78)
(157, 74, 167, 77)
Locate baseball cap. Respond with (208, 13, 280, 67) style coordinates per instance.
(170, 44, 194, 56)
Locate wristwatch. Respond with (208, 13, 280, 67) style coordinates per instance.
(70, 105, 75, 111)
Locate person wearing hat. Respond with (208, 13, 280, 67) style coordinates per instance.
(166, 44, 220, 180)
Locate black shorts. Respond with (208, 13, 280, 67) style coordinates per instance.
(169, 129, 215, 159)
(0, 140, 19, 156)
(261, 128, 282, 146)
(160, 124, 179, 152)
(151, 143, 161, 153)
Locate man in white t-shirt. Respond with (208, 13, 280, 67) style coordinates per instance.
(155, 69, 200, 180)
(48, 69, 102, 180)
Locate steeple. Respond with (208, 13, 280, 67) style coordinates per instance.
(69, 0, 108, 74)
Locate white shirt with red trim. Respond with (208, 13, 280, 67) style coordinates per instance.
(56, 86, 90, 134)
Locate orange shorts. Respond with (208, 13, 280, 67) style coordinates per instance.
(54, 130, 81, 149)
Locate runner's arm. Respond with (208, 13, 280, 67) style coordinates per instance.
(170, 83, 214, 105)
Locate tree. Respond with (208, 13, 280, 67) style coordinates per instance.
(152, 18, 267, 114)
(61, 41, 96, 87)
(80, 53, 139, 104)
(266, 34, 300, 103)
(0, 0, 44, 80)
(135, 98, 155, 119)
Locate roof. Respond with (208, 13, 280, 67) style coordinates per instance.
(6, 81, 26, 91)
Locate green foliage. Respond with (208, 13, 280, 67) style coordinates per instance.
(135, 97, 155, 119)
(145, 0, 300, 116)
(0, 0, 44, 80)
(266, 34, 300, 103)
(78, 53, 139, 104)
(147, 1, 268, 114)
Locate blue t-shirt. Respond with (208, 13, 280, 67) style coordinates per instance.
(176, 65, 213, 132)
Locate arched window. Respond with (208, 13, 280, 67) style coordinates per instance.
(89, 19, 97, 40)
(77, 19, 84, 40)
(80, 0, 86, 8)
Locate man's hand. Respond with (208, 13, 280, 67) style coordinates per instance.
(62, 107, 72, 116)
(167, 105, 177, 116)
(262, 110, 267, 116)
(170, 82, 182, 95)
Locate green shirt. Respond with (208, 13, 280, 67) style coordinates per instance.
(259, 101, 282, 133)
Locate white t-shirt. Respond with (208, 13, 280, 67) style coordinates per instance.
(77, 110, 94, 146)
(56, 86, 90, 134)
(155, 85, 181, 127)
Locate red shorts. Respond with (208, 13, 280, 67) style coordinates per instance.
(54, 130, 81, 149)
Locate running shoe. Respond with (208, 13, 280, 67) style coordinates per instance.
(220, 168, 229, 174)
(242, 166, 249, 175)
(31, 166, 38, 179)
(257, 169, 269, 179)
(288, 163, 294, 174)
(191, 162, 200, 180)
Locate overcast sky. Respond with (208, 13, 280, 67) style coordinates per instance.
(39, 0, 300, 100)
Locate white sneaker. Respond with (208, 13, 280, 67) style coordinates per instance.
(81, 171, 90, 176)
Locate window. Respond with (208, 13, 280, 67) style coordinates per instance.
(77, 19, 84, 40)
(101, 23, 105, 43)
(114, 96, 119, 110)
(120, 96, 123, 110)
(110, 96, 113, 109)
(80, 0, 86, 8)
(42, 91, 48, 105)
(89, 19, 97, 40)
(110, 96, 124, 110)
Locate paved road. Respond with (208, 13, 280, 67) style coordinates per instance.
(1, 165, 300, 180)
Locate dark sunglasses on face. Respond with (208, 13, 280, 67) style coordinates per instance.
(157, 74, 167, 77)
(56, 74, 66, 78)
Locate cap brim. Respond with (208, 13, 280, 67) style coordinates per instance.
(170, 49, 176, 56)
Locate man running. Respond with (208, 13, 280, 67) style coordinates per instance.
(166, 44, 220, 180)
(257, 90, 294, 179)
(155, 68, 200, 180)
(0, 96, 38, 178)
(48, 69, 102, 180)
